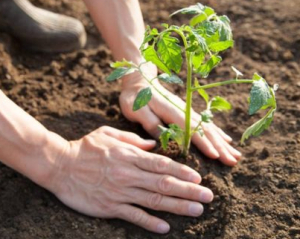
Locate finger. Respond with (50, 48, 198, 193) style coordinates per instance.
(128, 188, 204, 217)
(100, 126, 156, 151)
(135, 151, 201, 184)
(211, 124, 233, 143)
(192, 132, 220, 159)
(203, 127, 238, 166)
(216, 135, 242, 161)
(134, 171, 213, 203)
(132, 106, 164, 139)
(116, 204, 170, 234)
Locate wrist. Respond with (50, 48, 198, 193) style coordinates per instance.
(34, 130, 71, 193)
(121, 62, 157, 90)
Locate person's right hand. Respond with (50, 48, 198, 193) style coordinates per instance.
(47, 126, 213, 234)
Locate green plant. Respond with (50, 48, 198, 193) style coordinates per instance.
(107, 3, 277, 156)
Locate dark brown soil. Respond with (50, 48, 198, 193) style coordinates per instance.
(1, 0, 300, 238)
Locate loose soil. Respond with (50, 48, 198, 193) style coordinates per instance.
(0, 0, 300, 238)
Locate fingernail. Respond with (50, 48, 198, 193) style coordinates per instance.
(157, 222, 170, 234)
(189, 203, 203, 216)
(199, 188, 214, 203)
(145, 139, 156, 145)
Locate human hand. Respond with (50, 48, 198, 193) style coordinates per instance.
(48, 126, 213, 234)
(120, 65, 242, 166)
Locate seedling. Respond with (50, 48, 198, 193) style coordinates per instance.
(107, 3, 277, 156)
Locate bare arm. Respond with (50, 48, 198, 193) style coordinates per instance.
(0, 90, 68, 190)
(82, 0, 242, 165)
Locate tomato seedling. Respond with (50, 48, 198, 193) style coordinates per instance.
(107, 3, 277, 156)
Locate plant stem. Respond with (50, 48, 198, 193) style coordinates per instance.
(183, 53, 193, 156)
(138, 69, 185, 113)
(192, 79, 254, 91)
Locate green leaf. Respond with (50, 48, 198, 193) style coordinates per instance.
(241, 108, 275, 144)
(192, 52, 205, 69)
(208, 40, 234, 52)
(170, 3, 205, 17)
(158, 73, 183, 84)
(142, 46, 171, 74)
(201, 109, 213, 123)
(157, 33, 183, 74)
(107, 67, 136, 82)
(189, 29, 208, 52)
(197, 55, 222, 78)
(252, 73, 262, 81)
(140, 26, 158, 50)
(158, 124, 185, 150)
(248, 79, 272, 115)
(218, 16, 232, 41)
(210, 96, 231, 112)
(110, 59, 135, 68)
(133, 87, 152, 111)
(194, 79, 209, 104)
(190, 7, 215, 26)
(158, 125, 171, 150)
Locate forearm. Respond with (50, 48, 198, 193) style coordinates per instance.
(0, 90, 68, 190)
(83, 0, 145, 63)
(83, 0, 157, 87)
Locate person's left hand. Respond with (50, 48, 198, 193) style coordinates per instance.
(120, 64, 242, 166)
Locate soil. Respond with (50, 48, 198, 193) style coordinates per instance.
(0, 0, 300, 238)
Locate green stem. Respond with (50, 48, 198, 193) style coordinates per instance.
(183, 53, 193, 156)
(138, 69, 185, 113)
(192, 79, 254, 91)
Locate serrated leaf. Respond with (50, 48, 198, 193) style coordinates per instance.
(142, 46, 171, 74)
(197, 55, 222, 78)
(161, 23, 169, 29)
(249, 79, 272, 115)
(210, 96, 231, 112)
(140, 26, 158, 50)
(201, 109, 213, 123)
(158, 124, 185, 150)
(158, 125, 171, 150)
(110, 60, 135, 68)
(157, 33, 183, 74)
(192, 52, 205, 69)
(133, 87, 152, 111)
(107, 67, 136, 82)
(208, 40, 234, 52)
(190, 7, 215, 26)
(252, 73, 262, 81)
(189, 29, 207, 52)
(194, 79, 209, 104)
(169, 124, 185, 148)
(158, 73, 183, 84)
(202, 21, 220, 37)
(241, 108, 275, 144)
(218, 16, 232, 41)
(170, 3, 205, 17)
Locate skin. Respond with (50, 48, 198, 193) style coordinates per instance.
(83, 0, 242, 166)
(0, 0, 242, 234)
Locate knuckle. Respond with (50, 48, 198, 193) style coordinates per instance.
(99, 126, 111, 134)
(158, 175, 174, 193)
(186, 184, 199, 199)
(153, 158, 170, 173)
(147, 193, 163, 209)
(130, 210, 145, 224)
(174, 200, 188, 214)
